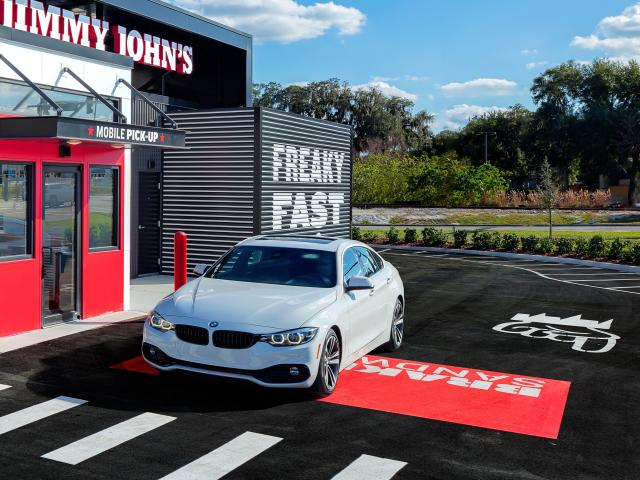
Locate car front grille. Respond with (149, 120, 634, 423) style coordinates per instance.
(175, 324, 209, 345)
(212, 330, 257, 349)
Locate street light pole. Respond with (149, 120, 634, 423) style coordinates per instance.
(476, 131, 496, 163)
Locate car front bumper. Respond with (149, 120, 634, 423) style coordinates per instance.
(142, 323, 324, 388)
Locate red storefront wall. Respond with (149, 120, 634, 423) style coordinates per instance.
(0, 140, 125, 336)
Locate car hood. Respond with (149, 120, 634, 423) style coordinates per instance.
(155, 277, 337, 331)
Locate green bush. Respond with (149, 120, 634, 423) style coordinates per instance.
(487, 232, 503, 249)
(521, 235, 538, 252)
(587, 235, 606, 258)
(501, 232, 520, 251)
(404, 228, 418, 244)
(536, 238, 555, 254)
(386, 226, 400, 244)
(422, 227, 448, 246)
(630, 244, 640, 265)
(362, 230, 378, 243)
(607, 238, 625, 261)
(574, 238, 589, 257)
(351, 226, 362, 241)
(555, 237, 574, 255)
(453, 229, 468, 248)
(471, 231, 492, 249)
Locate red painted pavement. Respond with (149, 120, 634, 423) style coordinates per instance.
(320, 355, 571, 439)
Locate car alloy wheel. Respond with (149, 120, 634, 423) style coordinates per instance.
(322, 331, 341, 391)
(391, 298, 404, 349)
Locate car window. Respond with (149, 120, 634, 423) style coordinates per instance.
(356, 247, 381, 278)
(209, 245, 336, 288)
(343, 248, 363, 283)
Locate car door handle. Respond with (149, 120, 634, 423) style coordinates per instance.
(369, 287, 376, 296)
(386, 277, 391, 284)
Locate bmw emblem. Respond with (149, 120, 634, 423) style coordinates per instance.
(209, 321, 219, 328)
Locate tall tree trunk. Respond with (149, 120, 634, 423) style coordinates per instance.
(628, 152, 639, 207)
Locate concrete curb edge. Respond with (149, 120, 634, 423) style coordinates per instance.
(373, 244, 640, 273)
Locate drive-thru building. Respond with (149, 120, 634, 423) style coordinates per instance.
(0, 0, 352, 337)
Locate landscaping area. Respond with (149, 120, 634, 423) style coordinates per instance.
(353, 226, 640, 265)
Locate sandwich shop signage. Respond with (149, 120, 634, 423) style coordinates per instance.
(1, 0, 194, 74)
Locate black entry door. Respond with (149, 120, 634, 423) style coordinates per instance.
(138, 172, 161, 275)
(42, 165, 81, 327)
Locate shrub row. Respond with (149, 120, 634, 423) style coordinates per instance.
(351, 226, 640, 265)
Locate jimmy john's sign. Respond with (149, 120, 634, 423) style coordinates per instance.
(1, 0, 193, 74)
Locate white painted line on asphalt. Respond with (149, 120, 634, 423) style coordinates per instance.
(610, 285, 640, 289)
(42, 412, 176, 465)
(377, 249, 390, 254)
(565, 278, 640, 282)
(0, 385, 11, 392)
(332, 454, 407, 480)
(550, 273, 640, 276)
(0, 396, 87, 435)
(159, 431, 282, 480)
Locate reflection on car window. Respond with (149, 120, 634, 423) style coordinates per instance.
(209, 246, 336, 288)
(356, 247, 382, 278)
(343, 248, 362, 283)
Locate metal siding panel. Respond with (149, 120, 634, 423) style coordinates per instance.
(162, 109, 256, 273)
(259, 108, 352, 238)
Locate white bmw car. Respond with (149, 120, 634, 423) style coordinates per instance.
(142, 236, 405, 396)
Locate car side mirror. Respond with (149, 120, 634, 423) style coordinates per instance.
(345, 276, 374, 292)
(193, 263, 210, 276)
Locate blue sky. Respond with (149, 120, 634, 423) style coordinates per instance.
(172, 0, 639, 131)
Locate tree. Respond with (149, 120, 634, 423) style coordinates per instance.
(538, 158, 560, 239)
(253, 78, 433, 154)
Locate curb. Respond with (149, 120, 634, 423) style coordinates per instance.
(373, 244, 640, 273)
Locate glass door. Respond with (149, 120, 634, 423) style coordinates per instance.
(42, 165, 80, 327)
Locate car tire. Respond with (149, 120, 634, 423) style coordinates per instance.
(382, 297, 404, 352)
(310, 329, 341, 397)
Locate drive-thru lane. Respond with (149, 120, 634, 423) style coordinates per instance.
(0, 249, 637, 479)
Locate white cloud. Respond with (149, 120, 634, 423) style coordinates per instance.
(571, 3, 640, 60)
(440, 78, 518, 97)
(371, 75, 400, 82)
(405, 75, 429, 81)
(526, 61, 548, 70)
(352, 81, 417, 101)
(521, 48, 538, 56)
(435, 104, 508, 131)
(170, 0, 366, 43)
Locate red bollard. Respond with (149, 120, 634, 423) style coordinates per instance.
(174, 231, 187, 291)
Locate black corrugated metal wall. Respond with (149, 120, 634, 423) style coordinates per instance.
(161, 109, 257, 273)
(161, 107, 352, 274)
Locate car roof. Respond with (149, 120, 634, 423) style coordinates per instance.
(241, 235, 364, 252)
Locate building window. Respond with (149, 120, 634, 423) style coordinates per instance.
(89, 167, 119, 249)
(0, 162, 32, 259)
(0, 78, 119, 122)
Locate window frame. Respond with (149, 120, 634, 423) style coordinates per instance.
(88, 165, 120, 252)
(342, 246, 364, 284)
(355, 246, 383, 278)
(0, 161, 33, 262)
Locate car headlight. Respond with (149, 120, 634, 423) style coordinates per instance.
(259, 327, 318, 347)
(146, 311, 175, 332)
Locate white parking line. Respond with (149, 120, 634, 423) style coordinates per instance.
(549, 273, 639, 276)
(332, 454, 407, 480)
(610, 285, 640, 289)
(0, 396, 87, 436)
(42, 412, 176, 465)
(0, 385, 11, 392)
(561, 278, 640, 282)
(159, 431, 282, 480)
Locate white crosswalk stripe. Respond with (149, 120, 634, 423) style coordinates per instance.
(159, 431, 282, 480)
(0, 384, 11, 392)
(332, 454, 407, 480)
(42, 412, 176, 465)
(0, 396, 86, 435)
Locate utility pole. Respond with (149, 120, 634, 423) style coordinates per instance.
(476, 131, 496, 163)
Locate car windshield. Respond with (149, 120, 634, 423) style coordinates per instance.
(208, 246, 337, 288)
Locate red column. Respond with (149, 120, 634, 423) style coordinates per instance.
(174, 231, 187, 290)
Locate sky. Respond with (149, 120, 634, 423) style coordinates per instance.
(171, 0, 640, 131)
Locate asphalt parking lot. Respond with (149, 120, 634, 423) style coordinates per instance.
(0, 249, 638, 479)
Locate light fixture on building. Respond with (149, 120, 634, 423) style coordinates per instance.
(66, 139, 83, 145)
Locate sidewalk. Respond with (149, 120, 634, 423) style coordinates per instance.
(0, 275, 175, 354)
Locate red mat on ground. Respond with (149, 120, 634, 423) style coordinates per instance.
(111, 356, 159, 375)
(320, 355, 571, 439)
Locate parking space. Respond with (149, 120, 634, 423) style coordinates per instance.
(0, 249, 638, 479)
